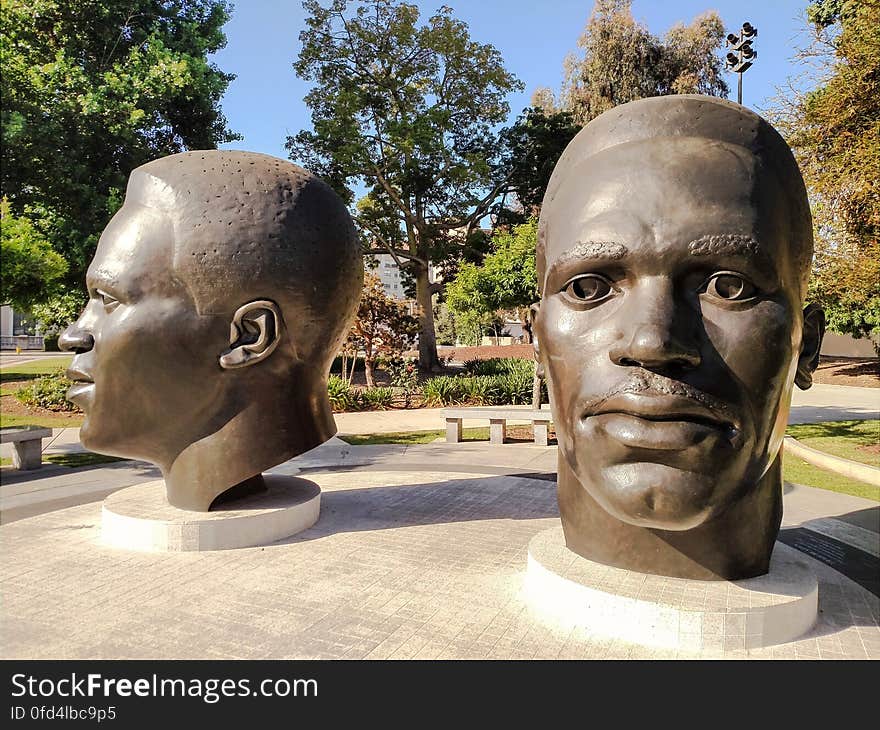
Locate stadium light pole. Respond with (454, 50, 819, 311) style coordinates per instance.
(725, 21, 758, 105)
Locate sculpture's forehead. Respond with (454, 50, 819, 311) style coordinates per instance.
(541, 137, 789, 262)
(87, 202, 176, 296)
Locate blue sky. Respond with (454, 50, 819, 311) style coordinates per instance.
(211, 0, 813, 161)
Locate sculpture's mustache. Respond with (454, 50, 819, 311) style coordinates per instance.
(580, 371, 738, 428)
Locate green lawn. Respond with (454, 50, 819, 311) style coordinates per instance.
(340, 427, 490, 446)
(782, 454, 879, 502)
(0, 413, 83, 429)
(1, 356, 81, 427)
(0, 356, 73, 382)
(786, 420, 879, 467)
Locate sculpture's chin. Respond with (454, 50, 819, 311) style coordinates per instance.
(79, 418, 151, 463)
(584, 462, 725, 531)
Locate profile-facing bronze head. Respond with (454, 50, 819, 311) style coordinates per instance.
(532, 96, 825, 580)
(60, 150, 363, 511)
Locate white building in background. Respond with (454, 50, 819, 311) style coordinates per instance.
(0, 305, 13, 339)
(0, 304, 44, 350)
(367, 254, 439, 317)
(370, 254, 407, 300)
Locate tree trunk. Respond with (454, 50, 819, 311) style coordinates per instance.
(414, 264, 440, 371)
(347, 348, 357, 385)
(532, 371, 542, 410)
(365, 358, 375, 387)
(520, 308, 533, 344)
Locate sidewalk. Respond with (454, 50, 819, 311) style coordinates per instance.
(1, 434, 877, 659)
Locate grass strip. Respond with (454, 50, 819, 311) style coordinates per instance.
(786, 419, 879, 467)
(0, 356, 73, 382)
(0, 413, 84, 429)
(339, 427, 490, 446)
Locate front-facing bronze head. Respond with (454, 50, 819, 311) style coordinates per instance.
(532, 96, 824, 580)
(60, 151, 363, 511)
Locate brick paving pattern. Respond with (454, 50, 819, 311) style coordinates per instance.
(2, 467, 877, 660)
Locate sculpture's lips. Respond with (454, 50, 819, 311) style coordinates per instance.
(66, 367, 94, 384)
(66, 367, 94, 401)
(583, 393, 740, 449)
(586, 393, 734, 429)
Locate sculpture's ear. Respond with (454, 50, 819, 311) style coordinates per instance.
(794, 303, 825, 390)
(219, 300, 284, 370)
(529, 302, 544, 378)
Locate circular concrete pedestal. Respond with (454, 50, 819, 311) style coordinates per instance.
(102, 475, 320, 552)
(525, 527, 818, 651)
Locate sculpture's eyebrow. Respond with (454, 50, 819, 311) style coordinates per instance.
(86, 267, 129, 299)
(550, 240, 629, 270)
(687, 234, 779, 278)
(688, 234, 760, 260)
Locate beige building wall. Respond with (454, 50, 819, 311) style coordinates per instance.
(820, 331, 878, 358)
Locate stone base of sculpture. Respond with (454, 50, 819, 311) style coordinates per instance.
(524, 526, 818, 652)
(101, 475, 320, 552)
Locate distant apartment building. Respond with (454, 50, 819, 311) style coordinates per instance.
(370, 254, 407, 300)
(0, 304, 43, 350)
(367, 254, 439, 317)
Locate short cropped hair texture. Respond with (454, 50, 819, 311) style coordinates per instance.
(126, 150, 363, 369)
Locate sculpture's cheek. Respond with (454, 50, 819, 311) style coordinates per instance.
(700, 298, 796, 400)
(83, 294, 227, 459)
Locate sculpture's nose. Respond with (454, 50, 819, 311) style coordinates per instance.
(609, 278, 701, 372)
(58, 321, 94, 354)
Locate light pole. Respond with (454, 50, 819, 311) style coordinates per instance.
(725, 21, 757, 105)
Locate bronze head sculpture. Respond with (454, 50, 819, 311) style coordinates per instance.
(532, 96, 825, 580)
(60, 150, 363, 511)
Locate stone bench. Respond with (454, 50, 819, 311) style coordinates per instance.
(443, 406, 554, 446)
(0, 426, 52, 470)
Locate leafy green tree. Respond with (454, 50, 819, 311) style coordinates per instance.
(496, 108, 581, 221)
(446, 219, 544, 404)
(31, 290, 88, 336)
(560, 0, 728, 125)
(445, 218, 539, 329)
(0, 199, 67, 310)
(347, 273, 419, 387)
(288, 0, 523, 370)
(1, 0, 239, 287)
(769, 0, 879, 345)
(434, 302, 458, 347)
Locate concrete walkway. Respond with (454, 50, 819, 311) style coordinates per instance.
(1, 436, 877, 660)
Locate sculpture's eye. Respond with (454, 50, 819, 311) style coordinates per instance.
(96, 289, 120, 313)
(563, 274, 614, 304)
(703, 273, 756, 301)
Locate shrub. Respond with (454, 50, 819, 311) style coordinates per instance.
(463, 357, 534, 377)
(386, 356, 420, 408)
(327, 375, 356, 412)
(500, 358, 536, 378)
(330, 354, 365, 374)
(422, 375, 465, 406)
(15, 369, 79, 411)
(360, 386, 396, 410)
(496, 371, 533, 405)
(462, 375, 501, 405)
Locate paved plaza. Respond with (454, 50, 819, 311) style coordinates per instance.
(1, 377, 878, 660)
(2, 430, 878, 660)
